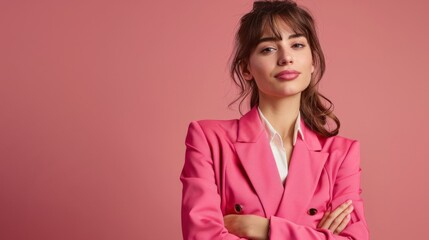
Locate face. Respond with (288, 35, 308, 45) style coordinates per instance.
(242, 19, 314, 101)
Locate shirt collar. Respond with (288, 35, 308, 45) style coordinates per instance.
(257, 106, 305, 146)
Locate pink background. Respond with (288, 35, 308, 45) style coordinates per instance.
(1, 0, 428, 239)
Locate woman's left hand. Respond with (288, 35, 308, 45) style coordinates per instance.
(223, 214, 269, 240)
(317, 200, 354, 234)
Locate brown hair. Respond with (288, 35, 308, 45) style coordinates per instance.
(229, 0, 340, 137)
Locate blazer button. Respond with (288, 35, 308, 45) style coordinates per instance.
(234, 204, 243, 213)
(307, 208, 318, 216)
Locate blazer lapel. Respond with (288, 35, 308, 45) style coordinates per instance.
(234, 106, 284, 217)
(275, 118, 329, 222)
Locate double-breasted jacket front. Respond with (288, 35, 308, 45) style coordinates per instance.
(180, 106, 369, 239)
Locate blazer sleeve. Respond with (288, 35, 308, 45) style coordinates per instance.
(180, 121, 246, 240)
(269, 140, 370, 239)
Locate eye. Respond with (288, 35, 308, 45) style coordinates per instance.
(260, 47, 276, 54)
(292, 43, 305, 49)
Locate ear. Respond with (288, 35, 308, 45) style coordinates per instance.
(241, 62, 253, 81)
(311, 64, 315, 74)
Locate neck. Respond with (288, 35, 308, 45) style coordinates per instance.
(258, 93, 301, 144)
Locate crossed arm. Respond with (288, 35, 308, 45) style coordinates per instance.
(223, 200, 354, 239)
(180, 121, 369, 239)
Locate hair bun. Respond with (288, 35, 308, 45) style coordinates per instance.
(253, 0, 297, 10)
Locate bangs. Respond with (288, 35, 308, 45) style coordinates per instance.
(260, 14, 308, 42)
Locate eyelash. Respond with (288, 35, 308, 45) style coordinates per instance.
(261, 47, 276, 53)
(260, 43, 306, 54)
(292, 43, 305, 48)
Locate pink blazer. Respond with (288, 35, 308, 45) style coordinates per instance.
(180, 106, 369, 239)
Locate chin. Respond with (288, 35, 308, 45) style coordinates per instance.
(277, 88, 306, 97)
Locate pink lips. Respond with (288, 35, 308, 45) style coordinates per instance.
(275, 70, 301, 80)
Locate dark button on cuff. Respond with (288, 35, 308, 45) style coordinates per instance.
(307, 208, 318, 216)
(234, 204, 243, 213)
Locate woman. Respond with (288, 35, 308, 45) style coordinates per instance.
(180, 1, 370, 239)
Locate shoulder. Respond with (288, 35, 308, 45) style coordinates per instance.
(187, 118, 238, 132)
(185, 118, 239, 141)
(319, 134, 361, 168)
(193, 118, 237, 129)
(321, 134, 359, 150)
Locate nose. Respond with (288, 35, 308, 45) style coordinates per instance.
(278, 51, 293, 66)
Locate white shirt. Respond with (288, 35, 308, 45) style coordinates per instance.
(257, 107, 305, 184)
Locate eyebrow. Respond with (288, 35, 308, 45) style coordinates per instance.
(257, 33, 305, 45)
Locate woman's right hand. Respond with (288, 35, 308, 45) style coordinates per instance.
(317, 200, 354, 235)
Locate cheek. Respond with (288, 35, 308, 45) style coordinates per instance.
(302, 58, 314, 78)
(250, 63, 267, 83)
(249, 61, 267, 75)
(301, 65, 313, 88)
(248, 56, 272, 74)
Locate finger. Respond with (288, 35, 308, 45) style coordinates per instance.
(223, 214, 238, 229)
(223, 215, 232, 229)
(328, 205, 354, 233)
(317, 211, 330, 228)
(319, 200, 352, 230)
(333, 214, 351, 235)
(319, 201, 350, 229)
